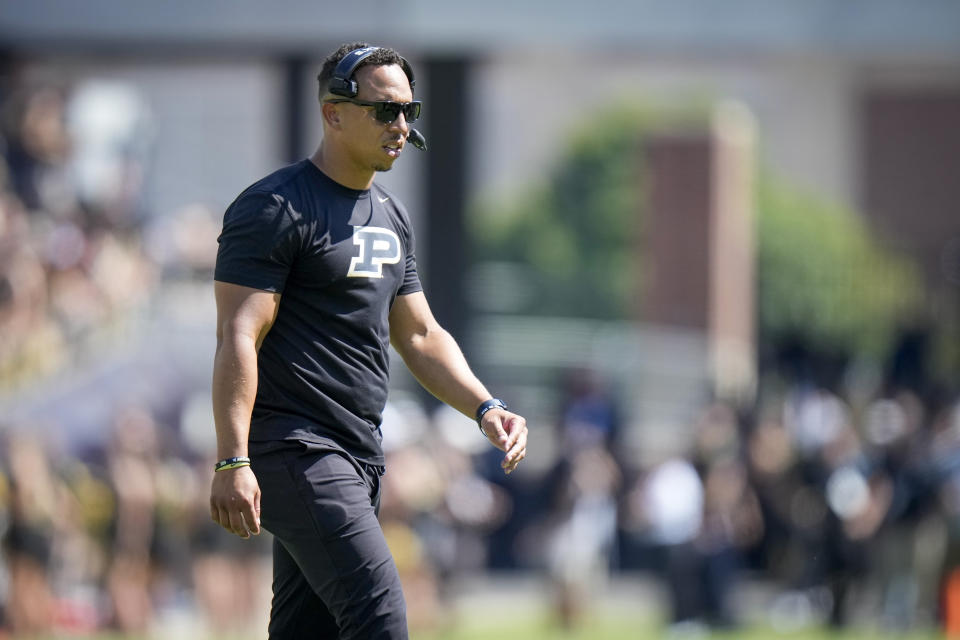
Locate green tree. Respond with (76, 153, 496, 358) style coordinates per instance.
(757, 179, 923, 360)
(472, 104, 706, 319)
(472, 103, 923, 362)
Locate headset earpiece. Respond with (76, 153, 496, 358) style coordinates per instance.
(400, 58, 416, 93)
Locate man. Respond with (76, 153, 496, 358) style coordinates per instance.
(209, 42, 528, 639)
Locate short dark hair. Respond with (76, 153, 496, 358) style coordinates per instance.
(317, 42, 411, 96)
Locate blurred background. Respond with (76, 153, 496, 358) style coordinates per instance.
(1, 1, 959, 638)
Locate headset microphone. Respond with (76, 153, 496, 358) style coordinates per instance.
(408, 128, 428, 151)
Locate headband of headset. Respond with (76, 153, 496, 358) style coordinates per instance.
(325, 45, 416, 99)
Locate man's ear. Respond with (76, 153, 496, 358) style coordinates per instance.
(322, 102, 342, 130)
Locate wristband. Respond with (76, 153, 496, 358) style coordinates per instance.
(475, 398, 508, 435)
(214, 456, 251, 472)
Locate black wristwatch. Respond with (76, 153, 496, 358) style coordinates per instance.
(475, 398, 508, 434)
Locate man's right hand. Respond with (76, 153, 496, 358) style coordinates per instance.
(210, 465, 262, 538)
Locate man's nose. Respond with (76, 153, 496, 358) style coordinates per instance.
(388, 110, 410, 135)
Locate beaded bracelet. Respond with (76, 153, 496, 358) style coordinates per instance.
(214, 456, 251, 472)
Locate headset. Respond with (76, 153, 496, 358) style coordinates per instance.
(321, 45, 427, 151)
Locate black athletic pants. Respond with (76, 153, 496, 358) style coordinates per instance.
(250, 439, 408, 639)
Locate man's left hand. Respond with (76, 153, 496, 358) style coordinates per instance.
(480, 410, 528, 474)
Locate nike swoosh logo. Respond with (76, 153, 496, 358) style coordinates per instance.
(378, 196, 390, 204)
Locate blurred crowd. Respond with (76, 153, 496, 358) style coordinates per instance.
(385, 365, 960, 637)
(0, 405, 273, 638)
(0, 75, 156, 392)
(0, 76, 257, 638)
(618, 380, 960, 636)
(3, 76, 960, 639)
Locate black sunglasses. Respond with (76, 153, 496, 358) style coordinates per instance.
(325, 98, 421, 124)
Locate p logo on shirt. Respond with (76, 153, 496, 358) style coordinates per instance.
(347, 226, 401, 279)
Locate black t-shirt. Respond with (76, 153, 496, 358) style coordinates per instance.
(215, 159, 422, 464)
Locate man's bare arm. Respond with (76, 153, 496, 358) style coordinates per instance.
(389, 291, 527, 473)
(210, 281, 280, 537)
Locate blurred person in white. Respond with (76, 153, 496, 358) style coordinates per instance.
(66, 81, 152, 226)
(209, 42, 528, 640)
(637, 456, 705, 629)
(621, 402, 763, 633)
(783, 384, 851, 460)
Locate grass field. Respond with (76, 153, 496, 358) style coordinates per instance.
(31, 574, 948, 640)
(27, 613, 948, 640)
(29, 625, 949, 640)
(401, 575, 950, 640)
(410, 614, 948, 640)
